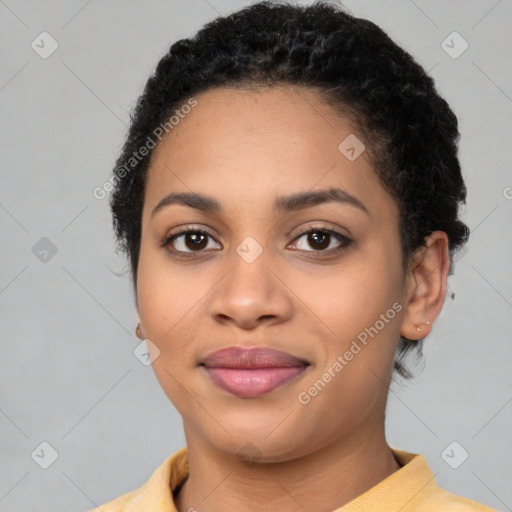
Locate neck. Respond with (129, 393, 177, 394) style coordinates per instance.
(174, 426, 400, 512)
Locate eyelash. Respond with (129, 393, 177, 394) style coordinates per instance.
(161, 225, 353, 259)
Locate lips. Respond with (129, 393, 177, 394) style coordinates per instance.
(200, 347, 309, 398)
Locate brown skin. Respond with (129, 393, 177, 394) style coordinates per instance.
(135, 85, 450, 512)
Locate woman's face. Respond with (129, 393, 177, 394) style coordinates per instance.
(136, 85, 412, 461)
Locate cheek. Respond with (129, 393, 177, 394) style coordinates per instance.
(136, 252, 201, 410)
(298, 259, 401, 334)
(136, 247, 200, 352)
(293, 243, 404, 384)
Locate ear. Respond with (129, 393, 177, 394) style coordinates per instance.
(400, 231, 451, 340)
(135, 321, 145, 340)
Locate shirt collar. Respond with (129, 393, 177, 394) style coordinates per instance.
(122, 447, 435, 512)
(338, 449, 437, 511)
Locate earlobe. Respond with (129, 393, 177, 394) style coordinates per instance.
(400, 231, 451, 340)
(135, 322, 145, 340)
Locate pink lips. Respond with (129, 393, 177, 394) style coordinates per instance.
(200, 346, 309, 398)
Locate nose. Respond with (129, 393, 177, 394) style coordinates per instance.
(208, 249, 294, 330)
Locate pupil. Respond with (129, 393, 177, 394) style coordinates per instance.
(186, 233, 207, 250)
(309, 232, 329, 250)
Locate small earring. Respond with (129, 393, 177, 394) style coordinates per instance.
(135, 323, 143, 339)
(416, 320, 431, 331)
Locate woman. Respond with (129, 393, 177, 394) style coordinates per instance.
(91, 1, 497, 510)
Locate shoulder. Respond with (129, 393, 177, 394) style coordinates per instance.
(419, 485, 499, 512)
(357, 448, 500, 512)
(83, 447, 188, 512)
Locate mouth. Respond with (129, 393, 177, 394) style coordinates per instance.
(200, 346, 310, 398)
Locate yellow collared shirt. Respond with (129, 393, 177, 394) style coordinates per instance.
(88, 447, 498, 511)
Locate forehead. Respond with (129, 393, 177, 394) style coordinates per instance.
(143, 85, 393, 220)
(150, 85, 352, 165)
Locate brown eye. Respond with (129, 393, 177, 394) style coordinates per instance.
(291, 228, 352, 253)
(306, 231, 330, 250)
(164, 229, 221, 254)
(182, 232, 208, 251)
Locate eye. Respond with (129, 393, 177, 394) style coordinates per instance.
(162, 228, 221, 256)
(162, 225, 352, 258)
(290, 227, 352, 254)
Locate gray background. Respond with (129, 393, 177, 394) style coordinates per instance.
(0, 0, 511, 511)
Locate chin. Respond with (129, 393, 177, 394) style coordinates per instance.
(200, 420, 318, 465)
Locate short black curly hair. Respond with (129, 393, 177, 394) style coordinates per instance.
(110, 0, 469, 379)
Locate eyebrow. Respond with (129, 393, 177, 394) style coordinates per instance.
(274, 187, 369, 215)
(151, 187, 369, 218)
